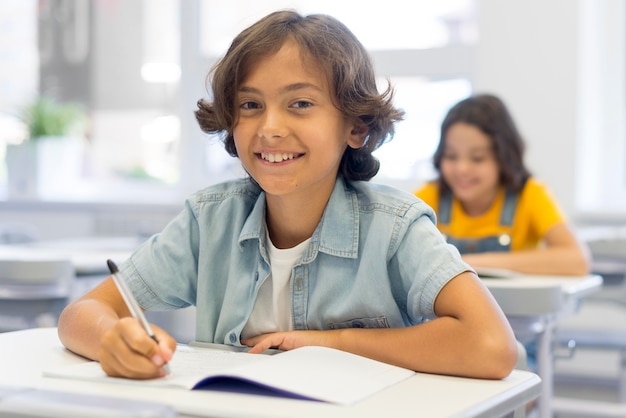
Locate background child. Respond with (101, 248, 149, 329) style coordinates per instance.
(415, 93, 590, 276)
(58, 11, 517, 381)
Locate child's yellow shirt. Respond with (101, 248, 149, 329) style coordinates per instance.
(414, 178, 566, 251)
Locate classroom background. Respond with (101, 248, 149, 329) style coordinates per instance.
(0, 1, 624, 417)
(1, 0, 623, 235)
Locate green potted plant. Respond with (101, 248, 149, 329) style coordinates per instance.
(24, 96, 86, 139)
(6, 96, 87, 199)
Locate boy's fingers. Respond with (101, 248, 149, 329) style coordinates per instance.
(99, 318, 167, 378)
(158, 340, 174, 362)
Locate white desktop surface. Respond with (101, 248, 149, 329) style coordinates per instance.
(0, 328, 540, 418)
(481, 274, 602, 418)
(482, 274, 602, 304)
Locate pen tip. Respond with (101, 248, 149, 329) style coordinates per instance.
(106, 259, 119, 274)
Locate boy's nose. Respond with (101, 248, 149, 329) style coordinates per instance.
(257, 108, 288, 139)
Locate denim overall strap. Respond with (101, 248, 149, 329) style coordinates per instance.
(499, 189, 519, 227)
(437, 192, 453, 224)
(437, 189, 518, 227)
(437, 189, 519, 254)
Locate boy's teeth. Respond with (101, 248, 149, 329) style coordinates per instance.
(262, 152, 294, 163)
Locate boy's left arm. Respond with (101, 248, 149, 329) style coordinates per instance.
(242, 271, 518, 379)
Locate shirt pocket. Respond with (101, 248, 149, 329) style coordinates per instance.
(327, 316, 390, 329)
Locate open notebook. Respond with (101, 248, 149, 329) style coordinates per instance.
(44, 344, 415, 406)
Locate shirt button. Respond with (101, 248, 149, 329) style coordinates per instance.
(229, 333, 237, 343)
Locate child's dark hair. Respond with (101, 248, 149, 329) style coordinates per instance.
(433, 94, 531, 193)
(195, 10, 404, 181)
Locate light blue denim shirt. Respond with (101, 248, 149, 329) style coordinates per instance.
(120, 176, 471, 346)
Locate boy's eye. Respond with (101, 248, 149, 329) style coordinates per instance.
(290, 100, 313, 109)
(240, 101, 261, 110)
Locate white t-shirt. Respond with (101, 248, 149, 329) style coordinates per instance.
(241, 234, 310, 339)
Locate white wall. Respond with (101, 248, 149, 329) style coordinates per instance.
(574, 1, 625, 216)
(474, 0, 625, 222)
(474, 0, 580, 217)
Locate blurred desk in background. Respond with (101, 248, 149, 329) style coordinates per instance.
(5, 236, 142, 274)
(0, 237, 137, 333)
(0, 236, 197, 342)
(482, 274, 602, 418)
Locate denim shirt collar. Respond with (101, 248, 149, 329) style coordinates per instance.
(237, 176, 359, 262)
(316, 176, 359, 260)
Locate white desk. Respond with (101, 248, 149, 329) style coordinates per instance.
(0, 238, 136, 333)
(482, 274, 602, 418)
(0, 328, 540, 418)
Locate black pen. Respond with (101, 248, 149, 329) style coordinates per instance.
(107, 259, 171, 374)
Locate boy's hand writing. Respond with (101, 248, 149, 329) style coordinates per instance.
(98, 317, 176, 379)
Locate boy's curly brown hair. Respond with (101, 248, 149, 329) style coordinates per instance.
(195, 10, 404, 181)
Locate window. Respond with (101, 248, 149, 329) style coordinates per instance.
(373, 77, 471, 185)
(0, 0, 477, 203)
(0, 1, 184, 203)
(195, 0, 477, 192)
(199, 0, 477, 55)
(574, 0, 626, 214)
(0, 0, 38, 184)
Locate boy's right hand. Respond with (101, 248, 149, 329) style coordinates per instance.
(98, 317, 176, 379)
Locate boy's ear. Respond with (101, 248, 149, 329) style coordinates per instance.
(347, 121, 369, 148)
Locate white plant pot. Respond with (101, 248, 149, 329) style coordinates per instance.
(6, 136, 84, 200)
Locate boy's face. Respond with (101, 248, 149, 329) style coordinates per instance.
(232, 40, 363, 203)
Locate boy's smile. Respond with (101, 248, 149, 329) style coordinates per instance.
(259, 151, 301, 163)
